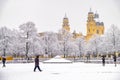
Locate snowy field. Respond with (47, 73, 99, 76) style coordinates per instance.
(0, 62, 120, 80)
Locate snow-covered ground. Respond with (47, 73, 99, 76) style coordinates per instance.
(43, 55, 72, 63)
(0, 62, 120, 80)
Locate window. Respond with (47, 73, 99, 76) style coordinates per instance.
(102, 30, 104, 34)
(88, 29, 90, 32)
(96, 30, 99, 34)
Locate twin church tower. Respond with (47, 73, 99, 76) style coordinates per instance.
(62, 9, 104, 40)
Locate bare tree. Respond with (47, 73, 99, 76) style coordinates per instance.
(75, 36, 86, 58)
(87, 35, 103, 58)
(0, 27, 13, 56)
(19, 21, 41, 59)
(42, 32, 60, 57)
(106, 25, 120, 55)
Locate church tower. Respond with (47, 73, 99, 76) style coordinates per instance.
(87, 8, 96, 36)
(62, 14, 70, 32)
(86, 9, 104, 40)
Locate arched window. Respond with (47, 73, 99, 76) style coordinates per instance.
(102, 30, 104, 34)
(96, 30, 99, 34)
(88, 29, 90, 32)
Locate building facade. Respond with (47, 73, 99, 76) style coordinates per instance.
(86, 9, 104, 40)
(62, 9, 105, 40)
(62, 14, 70, 32)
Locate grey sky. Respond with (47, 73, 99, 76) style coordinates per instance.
(0, 0, 120, 35)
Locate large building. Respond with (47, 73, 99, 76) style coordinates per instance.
(86, 9, 104, 40)
(62, 9, 105, 40)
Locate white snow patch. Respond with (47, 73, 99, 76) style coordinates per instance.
(0, 63, 120, 80)
(43, 55, 72, 63)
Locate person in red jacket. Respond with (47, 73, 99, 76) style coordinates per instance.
(33, 55, 42, 72)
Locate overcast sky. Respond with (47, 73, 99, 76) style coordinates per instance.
(0, 0, 120, 35)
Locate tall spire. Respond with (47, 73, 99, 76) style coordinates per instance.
(94, 11, 99, 19)
(88, 8, 93, 14)
(90, 8, 92, 12)
(64, 13, 67, 18)
(62, 13, 70, 32)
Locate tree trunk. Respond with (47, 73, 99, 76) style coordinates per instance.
(26, 42, 29, 59)
(3, 48, 6, 56)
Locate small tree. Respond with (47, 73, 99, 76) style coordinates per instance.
(0, 27, 13, 56)
(42, 32, 60, 57)
(87, 35, 103, 58)
(106, 25, 120, 55)
(19, 21, 41, 59)
(59, 29, 73, 58)
(75, 36, 86, 58)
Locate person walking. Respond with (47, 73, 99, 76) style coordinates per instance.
(2, 56, 6, 67)
(113, 53, 117, 67)
(102, 55, 105, 66)
(34, 55, 42, 72)
(86, 53, 90, 63)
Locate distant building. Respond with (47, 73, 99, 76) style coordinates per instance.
(85, 9, 104, 40)
(62, 9, 105, 40)
(40, 9, 105, 41)
(62, 14, 83, 38)
(62, 13, 70, 32)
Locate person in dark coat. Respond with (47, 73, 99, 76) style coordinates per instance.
(34, 55, 42, 72)
(2, 56, 6, 67)
(102, 55, 105, 66)
(86, 53, 90, 63)
(113, 54, 117, 67)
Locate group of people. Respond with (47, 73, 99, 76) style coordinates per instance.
(1, 55, 42, 72)
(1, 54, 118, 72)
(102, 54, 117, 67)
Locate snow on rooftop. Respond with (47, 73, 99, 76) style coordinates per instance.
(43, 55, 72, 63)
